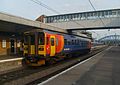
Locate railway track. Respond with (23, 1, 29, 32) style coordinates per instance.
(0, 46, 107, 85)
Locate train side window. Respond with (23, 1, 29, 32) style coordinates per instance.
(85, 41, 87, 46)
(83, 41, 84, 46)
(75, 40, 77, 45)
(77, 40, 79, 45)
(51, 38, 54, 46)
(72, 40, 74, 45)
(68, 41, 71, 45)
(79, 40, 80, 44)
(81, 41, 83, 46)
(77, 40, 78, 45)
(64, 39, 67, 45)
(83, 41, 85, 46)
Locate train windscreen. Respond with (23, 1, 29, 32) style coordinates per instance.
(30, 35, 35, 45)
(38, 32, 45, 45)
(24, 35, 35, 45)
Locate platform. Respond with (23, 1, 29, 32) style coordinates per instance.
(39, 46, 120, 85)
(0, 55, 23, 72)
(0, 55, 21, 60)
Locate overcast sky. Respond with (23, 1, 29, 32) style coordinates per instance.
(0, 0, 120, 39)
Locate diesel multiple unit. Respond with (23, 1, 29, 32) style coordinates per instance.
(23, 30, 91, 66)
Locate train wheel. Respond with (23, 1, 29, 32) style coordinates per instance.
(66, 54, 72, 59)
(46, 58, 56, 65)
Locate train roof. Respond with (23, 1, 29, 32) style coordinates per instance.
(24, 29, 91, 40)
(43, 30, 91, 39)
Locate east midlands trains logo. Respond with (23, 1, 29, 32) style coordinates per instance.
(64, 48, 70, 51)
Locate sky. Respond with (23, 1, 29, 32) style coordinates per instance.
(0, 0, 120, 39)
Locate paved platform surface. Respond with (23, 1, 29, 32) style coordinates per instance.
(40, 46, 120, 85)
(0, 55, 21, 60)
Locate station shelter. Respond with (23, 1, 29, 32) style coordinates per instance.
(0, 19, 34, 57)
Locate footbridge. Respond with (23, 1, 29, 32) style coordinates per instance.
(44, 9, 120, 30)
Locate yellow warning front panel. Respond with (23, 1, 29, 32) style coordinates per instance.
(38, 45, 46, 56)
(30, 45, 35, 55)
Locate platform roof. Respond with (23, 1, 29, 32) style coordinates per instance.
(0, 12, 67, 33)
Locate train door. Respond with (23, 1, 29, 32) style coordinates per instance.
(24, 33, 36, 55)
(24, 36, 29, 55)
(50, 36, 56, 56)
(46, 34, 50, 55)
(38, 32, 46, 56)
(29, 34, 35, 55)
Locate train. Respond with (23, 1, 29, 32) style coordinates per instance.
(23, 30, 91, 66)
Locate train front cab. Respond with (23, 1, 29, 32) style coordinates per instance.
(23, 32, 46, 66)
(23, 32, 59, 66)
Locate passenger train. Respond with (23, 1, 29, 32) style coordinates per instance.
(23, 30, 91, 66)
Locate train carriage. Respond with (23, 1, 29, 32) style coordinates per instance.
(63, 34, 91, 57)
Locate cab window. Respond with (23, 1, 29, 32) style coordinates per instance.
(51, 38, 54, 46)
